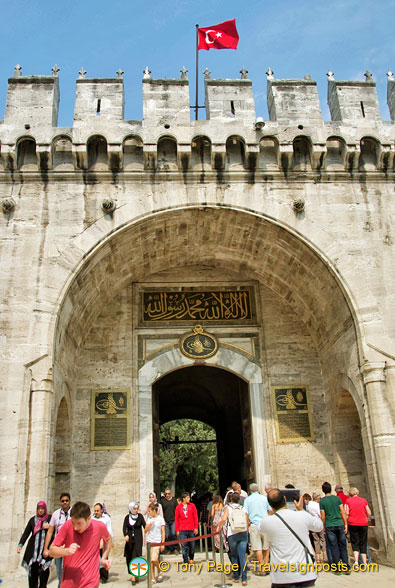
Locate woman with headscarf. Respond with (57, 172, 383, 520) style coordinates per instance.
(142, 492, 163, 519)
(123, 502, 146, 584)
(17, 501, 52, 588)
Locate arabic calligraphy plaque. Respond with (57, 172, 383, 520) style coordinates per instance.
(272, 386, 315, 443)
(142, 289, 253, 323)
(91, 389, 130, 450)
(179, 325, 218, 360)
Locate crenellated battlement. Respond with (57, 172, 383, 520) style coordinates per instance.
(1, 65, 395, 175)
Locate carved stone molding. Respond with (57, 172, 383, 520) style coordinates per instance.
(292, 197, 305, 213)
(101, 198, 116, 213)
(2, 197, 15, 213)
(361, 361, 386, 385)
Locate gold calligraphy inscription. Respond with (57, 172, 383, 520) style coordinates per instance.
(272, 386, 315, 443)
(142, 290, 252, 322)
(91, 389, 130, 450)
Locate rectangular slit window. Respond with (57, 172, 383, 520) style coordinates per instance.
(230, 100, 235, 116)
(360, 101, 365, 118)
(96, 99, 101, 115)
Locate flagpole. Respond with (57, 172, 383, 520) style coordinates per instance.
(195, 24, 199, 121)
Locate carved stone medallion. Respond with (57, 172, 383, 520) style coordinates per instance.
(179, 325, 218, 360)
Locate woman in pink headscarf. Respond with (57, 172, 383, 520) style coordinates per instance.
(142, 492, 163, 519)
(17, 501, 52, 587)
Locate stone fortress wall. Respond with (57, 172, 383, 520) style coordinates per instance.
(1, 66, 395, 270)
(0, 64, 395, 574)
(0, 66, 395, 178)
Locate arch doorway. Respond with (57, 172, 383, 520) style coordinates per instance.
(152, 365, 255, 496)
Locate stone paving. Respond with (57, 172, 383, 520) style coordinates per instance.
(37, 552, 393, 588)
(5, 550, 395, 587)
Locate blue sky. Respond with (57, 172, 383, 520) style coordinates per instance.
(0, 0, 393, 125)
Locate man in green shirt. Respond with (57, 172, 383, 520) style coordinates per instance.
(320, 481, 350, 574)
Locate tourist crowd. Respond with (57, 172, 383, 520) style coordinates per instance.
(17, 481, 372, 588)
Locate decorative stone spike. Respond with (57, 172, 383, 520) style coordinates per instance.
(304, 74, 312, 81)
(387, 70, 394, 81)
(240, 67, 248, 80)
(203, 68, 211, 80)
(180, 66, 188, 80)
(364, 70, 373, 81)
(266, 68, 274, 80)
(78, 68, 87, 79)
(116, 69, 124, 79)
(143, 66, 151, 80)
(327, 71, 335, 80)
(52, 65, 60, 77)
(14, 64, 22, 78)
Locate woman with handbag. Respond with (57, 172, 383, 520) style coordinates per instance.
(123, 501, 146, 584)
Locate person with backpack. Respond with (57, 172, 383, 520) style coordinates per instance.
(218, 492, 249, 585)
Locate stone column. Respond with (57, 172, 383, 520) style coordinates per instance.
(26, 371, 53, 513)
(249, 382, 271, 490)
(362, 361, 395, 558)
(138, 384, 154, 502)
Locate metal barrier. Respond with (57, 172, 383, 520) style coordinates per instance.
(204, 523, 209, 560)
(147, 527, 222, 586)
(211, 525, 217, 564)
(214, 532, 232, 588)
(147, 542, 151, 588)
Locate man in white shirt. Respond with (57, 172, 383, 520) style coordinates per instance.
(244, 483, 271, 575)
(93, 502, 114, 584)
(93, 503, 113, 537)
(43, 492, 72, 587)
(259, 489, 323, 588)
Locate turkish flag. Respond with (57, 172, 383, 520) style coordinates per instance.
(198, 19, 239, 51)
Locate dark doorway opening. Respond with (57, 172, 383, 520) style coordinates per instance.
(152, 365, 254, 496)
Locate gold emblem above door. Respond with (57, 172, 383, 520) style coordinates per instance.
(179, 325, 218, 360)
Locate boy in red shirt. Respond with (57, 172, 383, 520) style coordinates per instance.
(175, 492, 198, 563)
(49, 501, 112, 588)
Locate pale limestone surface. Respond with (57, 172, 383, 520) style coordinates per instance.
(4, 552, 395, 587)
(0, 66, 394, 575)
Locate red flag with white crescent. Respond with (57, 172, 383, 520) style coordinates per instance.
(198, 19, 239, 51)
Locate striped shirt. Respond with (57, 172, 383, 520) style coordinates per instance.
(49, 506, 71, 535)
